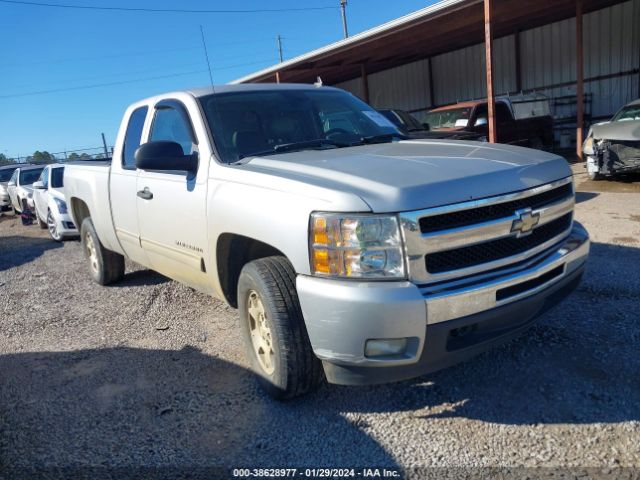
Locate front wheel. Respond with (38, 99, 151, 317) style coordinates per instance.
(237, 256, 324, 400)
(80, 217, 125, 285)
(47, 210, 63, 241)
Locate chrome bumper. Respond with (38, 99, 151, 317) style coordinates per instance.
(422, 223, 590, 324)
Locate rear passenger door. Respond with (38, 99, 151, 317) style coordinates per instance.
(135, 99, 209, 291)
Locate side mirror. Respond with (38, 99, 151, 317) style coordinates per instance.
(422, 122, 430, 131)
(135, 141, 198, 174)
(33, 181, 45, 189)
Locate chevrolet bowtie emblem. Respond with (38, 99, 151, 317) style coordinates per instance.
(511, 208, 540, 236)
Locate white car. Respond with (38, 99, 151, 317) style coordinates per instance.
(0, 164, 21, 211)
(7, 165, 44, 213)
(32, 164, 78, 241)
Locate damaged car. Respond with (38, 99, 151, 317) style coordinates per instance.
(583, 99, 640, 180)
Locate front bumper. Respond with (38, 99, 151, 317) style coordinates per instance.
(54, 212, 78, 237)
(297, 223, 589, 385)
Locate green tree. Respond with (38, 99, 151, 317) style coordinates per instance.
(31, 151, 55, 164)
(79, 153, 92, 160)
(67, 152, 80, 161)
(0, 153, 15, 166)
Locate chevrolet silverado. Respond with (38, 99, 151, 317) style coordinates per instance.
(64, 84, 589, 399)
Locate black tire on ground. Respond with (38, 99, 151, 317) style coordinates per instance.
(237, 256, 324, 400)
(35, 207, 47, 228)
(588, 171, 603, 181)
(80, 217, 125, 285)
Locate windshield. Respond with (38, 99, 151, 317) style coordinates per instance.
(19, 168, 44, 185)
(0, 167, 18, 182)
(423, 107, 472, 129)
(50, 167, 64, 188)
(612, 106, 640, 122)
(199, 89, 400, 163)
(380, 110, 424, 132)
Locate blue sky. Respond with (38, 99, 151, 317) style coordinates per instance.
(0, 0, 433, 159)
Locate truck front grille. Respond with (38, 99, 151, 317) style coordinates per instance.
(399, 178, 575, 284)
(425, 213, 572, 273)
(419, 183, 572, 233)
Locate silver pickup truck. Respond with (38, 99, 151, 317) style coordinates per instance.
(64, 84, 589, 399)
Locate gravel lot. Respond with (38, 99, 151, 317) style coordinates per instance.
(1, 165, 639, 477)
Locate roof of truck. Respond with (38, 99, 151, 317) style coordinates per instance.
(187, 83, 338, 98)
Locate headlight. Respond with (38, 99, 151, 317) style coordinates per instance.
(310, 213, 406, 279)
(583, 136, 595, 155)
(54, 197, 68, 214)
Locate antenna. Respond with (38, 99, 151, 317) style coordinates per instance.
(200, 25, 215, 92)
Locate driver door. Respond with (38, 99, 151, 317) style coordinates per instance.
(135, 100, 210, 292)
(33, 167, 49, 220)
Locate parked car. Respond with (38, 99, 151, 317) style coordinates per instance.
(32, 164, 78, 241)
(0, 164, 22, 211)
(424, 94, 554, 150)
(6, 165, 45, 213)
(583, 99, 640, 180)
(378, 109, 486, 141)
(64, 84, 589, 399)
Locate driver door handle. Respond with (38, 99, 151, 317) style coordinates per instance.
(137, 187, 153, 200)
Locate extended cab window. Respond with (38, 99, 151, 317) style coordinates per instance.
(150, 106, 195, 156)
(123, 107, 148, 170)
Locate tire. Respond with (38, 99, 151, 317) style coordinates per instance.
(588, 171, 603, 181)
(35, 208, 47, 229)
(80, 217, 125, 285)
(237, 256, 324, 400)
(47, 210, 63, 242)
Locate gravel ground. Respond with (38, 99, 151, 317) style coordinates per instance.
(1, 166, 639, 477)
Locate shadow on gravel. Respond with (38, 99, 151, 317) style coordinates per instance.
(575, 191, 599, 203)
(110, 268, 170, 288)
(337, 242, 640, 426)
(0, 235, 62, 272)
(0, 346, 399, 474)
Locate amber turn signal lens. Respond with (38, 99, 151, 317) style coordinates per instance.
(312, 249, 330, 274)
(313, 216, 329, 245)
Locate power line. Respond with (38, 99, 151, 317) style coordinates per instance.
(0, 69, 208, 99)
(0, 59, 277, 99)
(0, 0, 337, 14)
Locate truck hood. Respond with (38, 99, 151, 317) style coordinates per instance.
(591, 120, 640, 141)
(242, 140, 571, 212)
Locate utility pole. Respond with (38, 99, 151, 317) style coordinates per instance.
(340, 0, 348, 38)
(101, 133, 109, 159)
(276, 34, 284, 63)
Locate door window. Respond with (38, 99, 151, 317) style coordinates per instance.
(50, 167, 64, 188)
(123, 107, 148, 170)
(39, 167, 49, 188)
(150, 106, 195, 156)
(9, 169, 18, 184)
(496, 103, 512, 123)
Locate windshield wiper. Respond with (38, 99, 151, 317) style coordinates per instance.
(238, 138, 352, 160)
(359, 133, 409, 144)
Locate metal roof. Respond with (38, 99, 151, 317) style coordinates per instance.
(231, 0, 474, 84)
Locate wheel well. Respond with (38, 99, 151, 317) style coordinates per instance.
(216, 233, 287, 308)
(69, 198, 91, 228)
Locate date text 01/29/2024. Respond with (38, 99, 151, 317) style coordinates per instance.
(232, 468, 401, 478)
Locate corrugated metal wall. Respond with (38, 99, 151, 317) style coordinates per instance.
(431, 35, 517, 106)
(333, 77, 363, 98)
(331, 0, 639, 146)
(367, 58, 432, 112)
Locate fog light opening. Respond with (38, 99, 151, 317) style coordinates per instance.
(365, 338, 408, 358)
